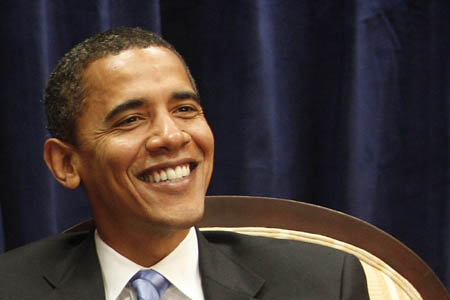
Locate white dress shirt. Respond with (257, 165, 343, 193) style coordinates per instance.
(94, 227, 205, 300)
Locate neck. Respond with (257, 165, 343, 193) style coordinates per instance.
(96, 224, 190, 267)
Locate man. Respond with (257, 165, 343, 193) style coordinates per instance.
(0, 27, 369, 299)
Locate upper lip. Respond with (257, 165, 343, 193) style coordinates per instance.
(136, 158, 198, 176)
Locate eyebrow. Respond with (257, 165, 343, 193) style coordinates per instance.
(173, 91, 200, 102)
(104, 99, 145, 122)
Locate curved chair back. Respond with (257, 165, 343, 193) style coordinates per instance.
(199, 196, 449, 300)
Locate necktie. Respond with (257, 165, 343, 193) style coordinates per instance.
(130, 269, 170, 300)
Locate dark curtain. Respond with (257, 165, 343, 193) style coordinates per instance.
(0, 0, 448, 289)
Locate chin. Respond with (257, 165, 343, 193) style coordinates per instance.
(168, 206, 205, 230)
(144, 204, 205, 233)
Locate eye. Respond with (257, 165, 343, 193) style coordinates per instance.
(173, 105, 202, 118)
(177, 106, 195, 112)
(115, 115, 143, 127)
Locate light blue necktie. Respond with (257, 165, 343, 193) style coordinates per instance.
(130, 269, 170, 300)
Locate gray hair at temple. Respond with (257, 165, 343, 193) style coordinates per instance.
(44, 26, 197, 144)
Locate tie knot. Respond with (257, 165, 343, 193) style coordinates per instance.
(130, 269, 170, 300)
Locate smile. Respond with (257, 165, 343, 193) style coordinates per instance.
(138, 163, 193, 183)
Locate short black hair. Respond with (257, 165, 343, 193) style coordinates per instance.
(44, 26, 197, 144)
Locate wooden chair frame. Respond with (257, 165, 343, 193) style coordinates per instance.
(199, 196, 449, 300)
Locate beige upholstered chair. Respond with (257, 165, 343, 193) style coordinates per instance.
(66, 195, 450, 299)
(199, 196, 450, 300)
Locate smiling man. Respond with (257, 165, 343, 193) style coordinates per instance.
(0, 27, 369, 299)
(52, 45, 214, 269)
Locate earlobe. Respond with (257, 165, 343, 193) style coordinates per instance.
(43, 138, 81, 189)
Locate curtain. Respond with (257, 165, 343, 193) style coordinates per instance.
(0, 0, 448, 289)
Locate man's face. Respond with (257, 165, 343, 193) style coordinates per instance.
(73, 47, 214, 235)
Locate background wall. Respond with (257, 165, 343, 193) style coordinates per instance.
(0, 0, 448, 289)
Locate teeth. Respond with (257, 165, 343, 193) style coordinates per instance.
(140, 164, 191, 183)
(182, 165, 189, 176)
(160, 169, 168, 181)
(153, 171, 161, 183)
(175, 166, 182, 178)
(167, 168, 176, 180)
(141, 174, 152, 183)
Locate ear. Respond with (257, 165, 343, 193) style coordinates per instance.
(43, 138, 81, 189)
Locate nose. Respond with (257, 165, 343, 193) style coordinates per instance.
(145, 113, 190, 153)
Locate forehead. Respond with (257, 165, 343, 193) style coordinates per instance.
(80, 47, 194, 111)
(83, 46, 190, 87)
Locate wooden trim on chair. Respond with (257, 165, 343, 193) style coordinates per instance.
(198, 195, 450, 300)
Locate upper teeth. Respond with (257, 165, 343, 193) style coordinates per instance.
(140, 164, 190, 183)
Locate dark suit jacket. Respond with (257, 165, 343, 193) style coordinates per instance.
(0, 229, 369, 299)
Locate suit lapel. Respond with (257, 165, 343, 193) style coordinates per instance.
(40, 229, 264, 300)
(197, 231, 265, 300)
(43, 232, 105, 300)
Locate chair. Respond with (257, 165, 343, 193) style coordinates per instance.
(65, 195, 450, 299)
(198, 196, 449, 300)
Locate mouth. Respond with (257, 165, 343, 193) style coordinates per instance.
(137, 162, 198, 183)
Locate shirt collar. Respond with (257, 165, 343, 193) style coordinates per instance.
(95, 227, 203, 300)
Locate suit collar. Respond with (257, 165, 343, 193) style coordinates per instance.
(43, 231, 105, 300)
(40, 229, 265, 300)
(197, 230, 265, 300)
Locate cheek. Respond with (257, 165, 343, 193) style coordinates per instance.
(192, 122, 215, 157)
(89, 136, 143, 176)
(106, 137, 143, 171)
(191, 122, 215, 184)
